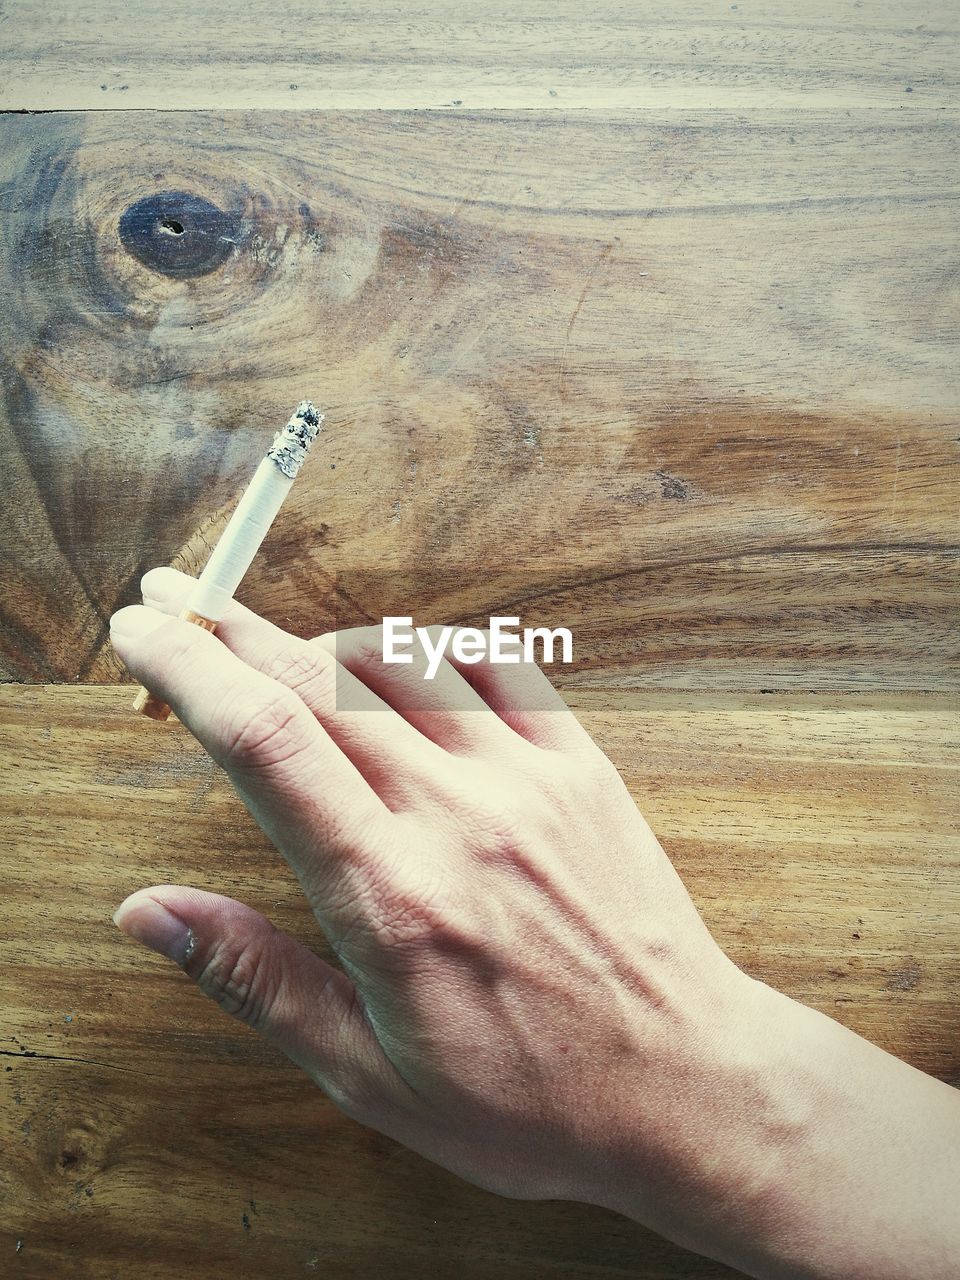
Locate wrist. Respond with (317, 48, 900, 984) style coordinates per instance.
(582, 965, 821, 1268)
(582, 965, 835, 1272)
(593, 969, 960, 1280)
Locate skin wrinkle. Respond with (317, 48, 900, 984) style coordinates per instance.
(262, 639, 340, 704)
(194, 934, 271, 1025)
(222, 692, 315, 773)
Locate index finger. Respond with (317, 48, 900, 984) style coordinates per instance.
(109, 605, 397, 914)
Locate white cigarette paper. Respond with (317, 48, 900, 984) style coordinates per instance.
(187, 401, 322, 621)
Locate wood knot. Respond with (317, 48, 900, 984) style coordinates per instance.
(118, 191, 240, 278)
(46, 1118, 110, 1180)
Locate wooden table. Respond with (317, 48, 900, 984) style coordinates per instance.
(2, 5, 958, 1276)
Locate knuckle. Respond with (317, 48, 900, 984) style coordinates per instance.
(470, 807, 526, 861)
(368, 889, 439, 950)
(265, 642, 335, 704)
(364, 869, 483, 969)
(369, 854, 447, 950)
(348, 629, 389, 670)
(445, 780, 527, 859)
(219, 687, 314, 772)
(193, 935, 277, 1028)
(333, 856, 448, 957)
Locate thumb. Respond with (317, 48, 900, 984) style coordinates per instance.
(113, 885, 406, 1122)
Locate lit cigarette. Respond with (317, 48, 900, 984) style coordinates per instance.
(132, 400, 323, 721)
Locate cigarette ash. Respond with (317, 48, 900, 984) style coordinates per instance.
(267, 400, 324, 479)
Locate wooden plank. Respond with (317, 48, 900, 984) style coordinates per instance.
(1, 684, 957, 1277)
(1, 1, 958, 111)
(1, 110, 957, 687)
(5, 1057, 738, 1280)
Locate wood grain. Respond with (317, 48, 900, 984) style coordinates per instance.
(1, 110, 957, 687)
(1, 684, 957, 1279)
(1, 0, 958, 110)
(2, 21, 958, 1276)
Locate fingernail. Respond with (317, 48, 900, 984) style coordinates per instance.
(113, 894, 197, 965)
(141, 565, 186, 605)
(109, 604, 169, 640)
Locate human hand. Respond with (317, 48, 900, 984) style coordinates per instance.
(109, 569, 759, 1219)
(112, 569, 960, 1280)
